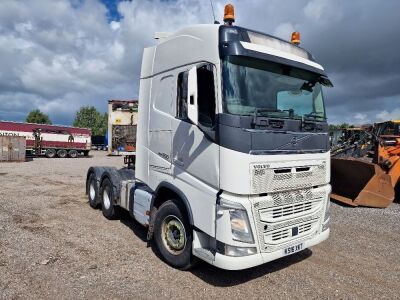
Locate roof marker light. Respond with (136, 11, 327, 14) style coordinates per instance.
(224, 4, 235, 25)
(291, 31, 301, 45)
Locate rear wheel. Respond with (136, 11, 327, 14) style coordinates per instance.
(153, 200, 194, 270)
(57, 149, 68, 158)
(68, 149, 78, 158)
(45, 149, 56, 158)
(100, 178, 120, 219)
(87, 173, 99, 208)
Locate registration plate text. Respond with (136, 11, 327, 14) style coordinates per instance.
(284, 243, 303, 255)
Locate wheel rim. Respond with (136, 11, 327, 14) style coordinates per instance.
(103, 188, 111, 210)
(59, 151, 66, 158)
(161, 215, 186, 255)
(89, 183, 96, 201)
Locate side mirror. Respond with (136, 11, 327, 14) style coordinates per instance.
(187, 66, 198, 125)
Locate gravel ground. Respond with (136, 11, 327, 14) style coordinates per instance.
(0, 151, 399, 299)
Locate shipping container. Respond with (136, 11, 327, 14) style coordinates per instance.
(0, 136, 26, 162)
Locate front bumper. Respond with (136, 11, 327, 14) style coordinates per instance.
(210, 228, 329, 270)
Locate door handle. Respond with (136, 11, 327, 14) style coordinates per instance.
(173, 157, 184, 167)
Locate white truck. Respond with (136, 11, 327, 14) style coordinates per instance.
(86, 7, 332, 270)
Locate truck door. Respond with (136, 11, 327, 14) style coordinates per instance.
(148, 74, 174, 176)
(172, 63, 219, 189)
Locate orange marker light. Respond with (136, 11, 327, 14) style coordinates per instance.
(291, 31, 300, 45)
(224, 4, 235, 24)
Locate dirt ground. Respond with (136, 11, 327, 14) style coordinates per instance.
(0, 151, 399, 299)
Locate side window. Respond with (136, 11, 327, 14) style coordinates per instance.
(176, 71, 188, 119)
(197, 64, 216, 128)
(154, 75, 173, 114)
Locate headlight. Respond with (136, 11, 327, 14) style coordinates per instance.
(218, 198, 255, 244)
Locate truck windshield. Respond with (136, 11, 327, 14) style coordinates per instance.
(222, 56, 326, 121)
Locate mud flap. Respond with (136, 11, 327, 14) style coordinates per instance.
(331, 158, 395, 208)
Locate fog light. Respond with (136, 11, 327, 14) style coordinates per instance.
(217, 242, 257, 257)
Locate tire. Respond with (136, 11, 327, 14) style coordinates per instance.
(45, 149, 56, 158)
(99, 178, 120, 219)
(57, 149, 68, 158)
(68, 149, 78, 158)
(87, 173, 99, 208)
(153, 200, 194, 270)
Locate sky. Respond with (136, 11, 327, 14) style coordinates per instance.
(0, 0, 399, 125)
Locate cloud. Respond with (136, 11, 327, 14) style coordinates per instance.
(0, 0, 399, 126)
(376, 109, 400, 122)
(304, 0, 329, 20)
(274, 23, 296, 40)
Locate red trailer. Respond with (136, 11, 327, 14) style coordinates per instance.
(0, 121, 91, 158)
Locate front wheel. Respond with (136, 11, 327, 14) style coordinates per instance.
(153, 200, 194, 270)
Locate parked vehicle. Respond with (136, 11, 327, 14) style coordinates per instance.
(91, 135, 107, 150)
(0, 121, 91, 158)
(107, 100, 138, 156)
(331, 121, 400, 207)
(86, 5, 332, 270)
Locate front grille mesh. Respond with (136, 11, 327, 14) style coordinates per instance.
(250, 162, 327, 194)
(251, 186, 329, 253)
(272, 202, 313, 218)
(271, 221, 313, 241)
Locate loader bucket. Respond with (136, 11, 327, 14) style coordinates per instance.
(331, 158, 395, 208)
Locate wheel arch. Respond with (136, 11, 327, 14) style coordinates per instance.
(152, 182, 194, 226)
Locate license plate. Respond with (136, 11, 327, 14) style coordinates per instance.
(284, 243, 303, 255)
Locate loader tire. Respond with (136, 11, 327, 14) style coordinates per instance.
(100, 178, 120, 220)
(153, 200, 194, 270)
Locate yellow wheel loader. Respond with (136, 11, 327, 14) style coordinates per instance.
(330, 121, 400, 208)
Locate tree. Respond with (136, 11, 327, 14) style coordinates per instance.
(26, 109, 52, 124)
(73, 106, 107, 136)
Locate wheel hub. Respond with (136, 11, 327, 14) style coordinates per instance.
(162, 216, 186, 254)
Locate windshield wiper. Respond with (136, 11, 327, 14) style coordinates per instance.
(303, 112, 326, 121)
(252, 108, 294, 128)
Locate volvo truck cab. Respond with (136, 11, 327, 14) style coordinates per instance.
(86, 6, 332, 270)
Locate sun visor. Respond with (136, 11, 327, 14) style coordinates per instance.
(319, 76, 333, 87)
